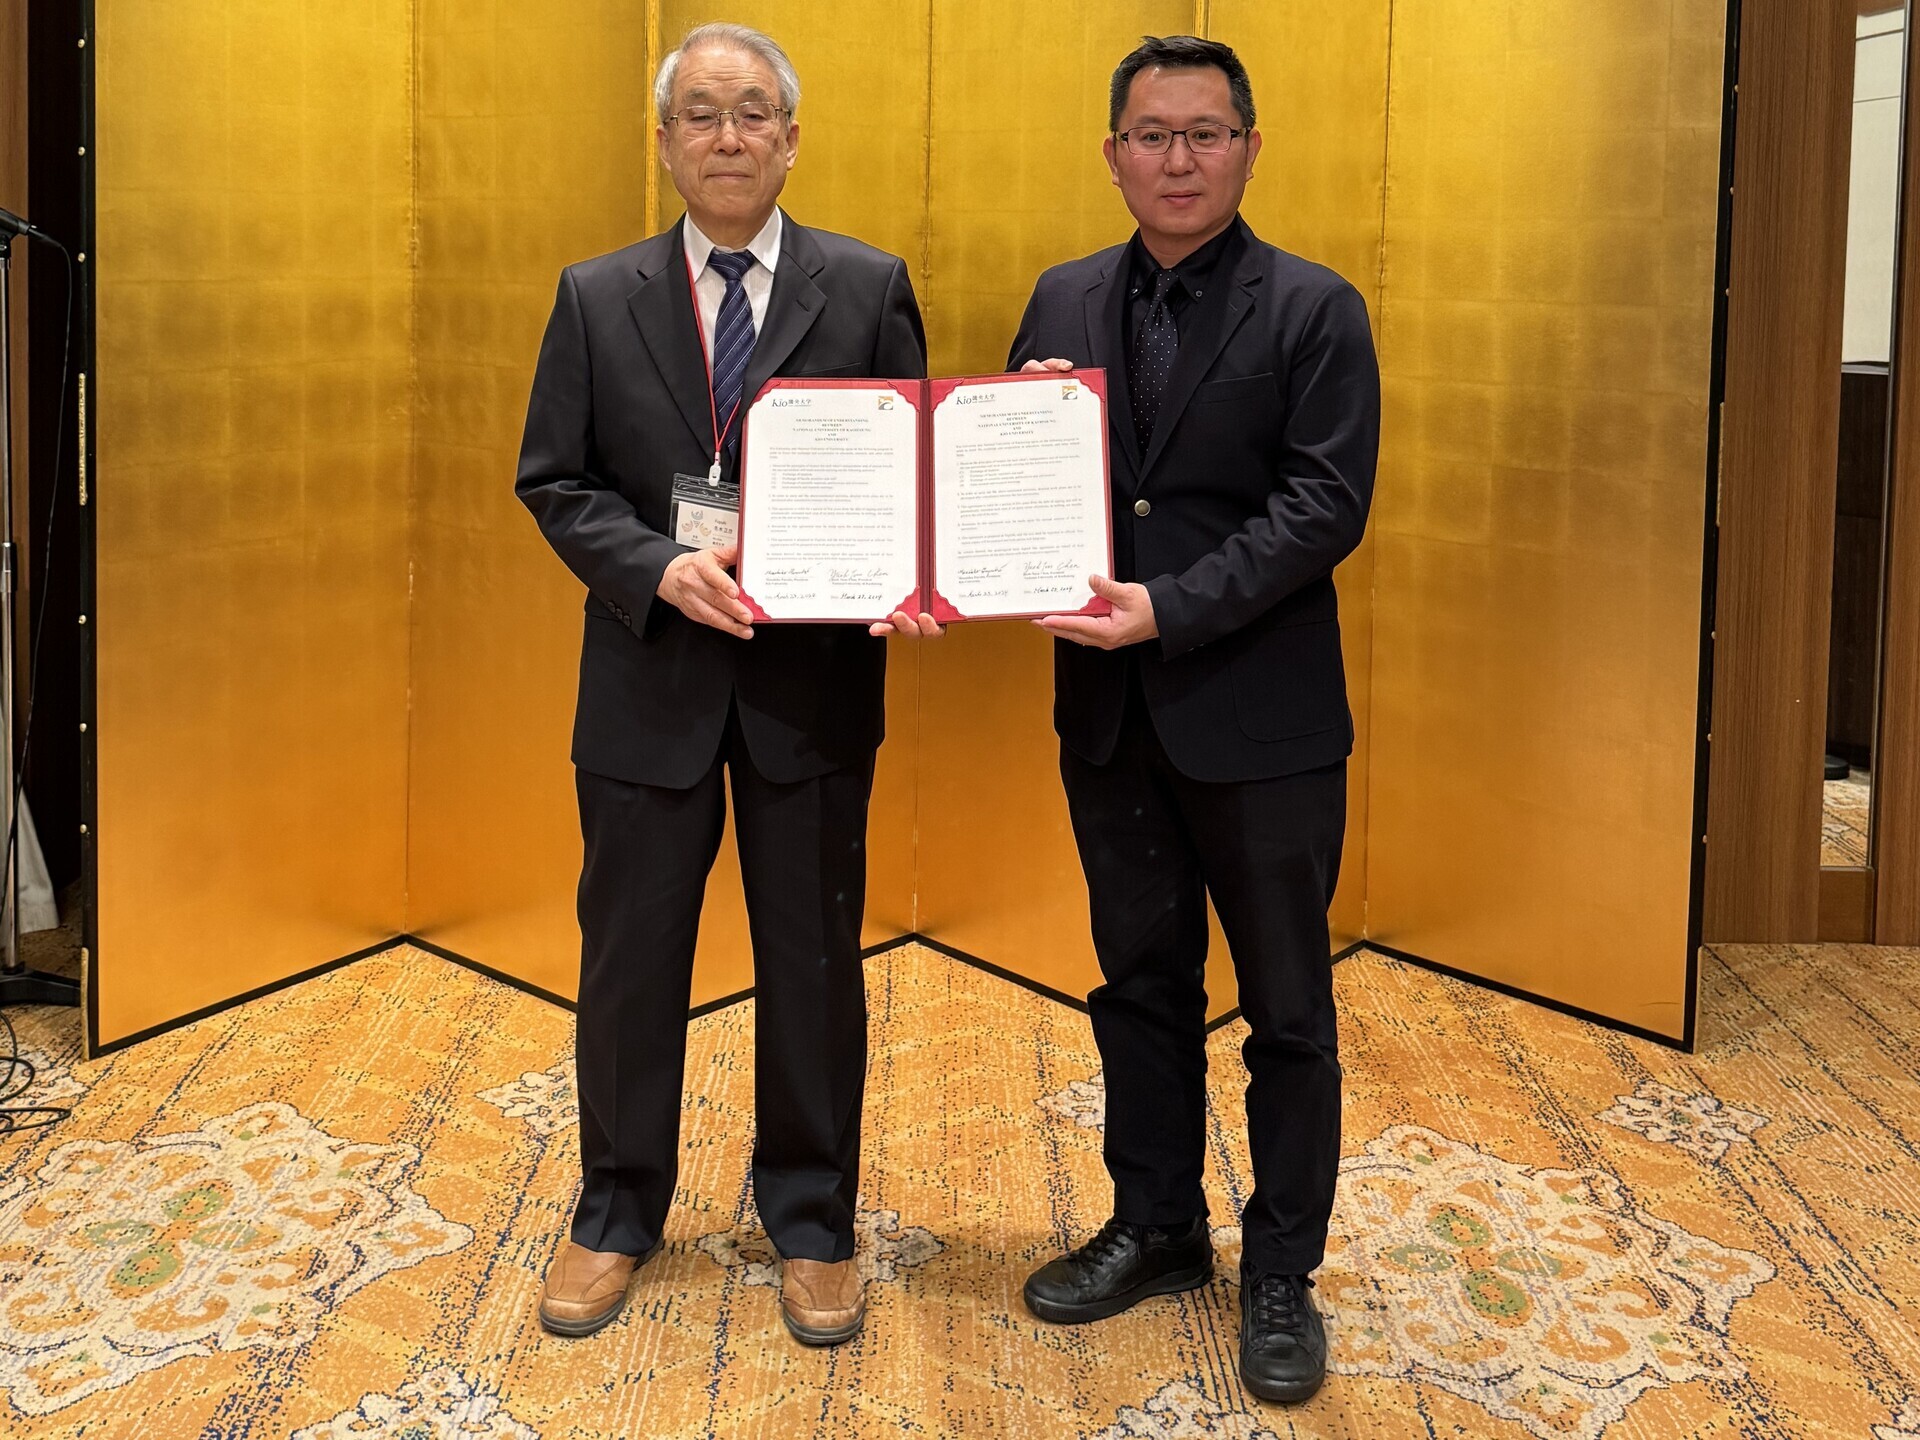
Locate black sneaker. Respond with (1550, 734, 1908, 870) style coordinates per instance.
(1240, 1271, 1328, 1403)
(1022, 1216, 1213, 1324)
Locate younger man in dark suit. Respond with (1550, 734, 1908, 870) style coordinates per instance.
(1011, 34, 1380, 1405)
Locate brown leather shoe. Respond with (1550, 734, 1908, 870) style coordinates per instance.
(780, 1256, 866, 1346)
(538, 1241, 648, 1337)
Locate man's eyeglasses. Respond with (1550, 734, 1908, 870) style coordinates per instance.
(1115, 125, 1247, 156)
(668, 104, 788, 139)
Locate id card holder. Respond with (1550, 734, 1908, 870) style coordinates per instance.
(669, 471, 740, 554)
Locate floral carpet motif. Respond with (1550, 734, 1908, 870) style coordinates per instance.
(1089, 1380, 1279, 1440)
(4, 939, 1915, 1438)
(0, 1101, 472, 1416)
(1318, 1125, 1775, 1440)
(695, 1204, 942, 1288)
(476, 1057, 576, 1138)
(1595, 1079, 1768, 1161)
(288, 1366, 539, 1440)
(1878, 1398, 1920, 1440)
(1822, 772, 1871, 867)
(1038, 1069, 1107, 1131)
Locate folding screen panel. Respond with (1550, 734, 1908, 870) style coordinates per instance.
(910, 0, 1200, 1005)
(1364, 0, 1726, 1042)
(405, 4, 666, 1002)
(86, 1, 1727, 1048)
(1205, 0, 1393, 955)
(911, 1, 1392, 1017)
(93, 3, 412, 1046)
(646, 0, 935, 982)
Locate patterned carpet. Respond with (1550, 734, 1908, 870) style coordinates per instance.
(2, 938, 1918, 1438)
(1823, 772, 1872, 867)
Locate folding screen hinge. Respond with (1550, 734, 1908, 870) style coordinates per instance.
(77, 372, 87, 506)
(1713, 399, 1722, 529)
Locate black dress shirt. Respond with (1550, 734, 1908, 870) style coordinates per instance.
(1122, 221, 1239, 365)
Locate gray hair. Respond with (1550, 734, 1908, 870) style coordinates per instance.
(654, 23, 801, 119)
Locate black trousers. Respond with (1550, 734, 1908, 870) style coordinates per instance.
(1061, 685, 1346, 1277)
(570, 706, 874, 1263)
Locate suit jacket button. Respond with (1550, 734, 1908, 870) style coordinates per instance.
(1134, 498, 1152, 517)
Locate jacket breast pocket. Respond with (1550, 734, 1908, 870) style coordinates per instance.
(796, 361, 863, 377)
(1228, 620, 1348, 742)
(1192, 372, 1278, 406)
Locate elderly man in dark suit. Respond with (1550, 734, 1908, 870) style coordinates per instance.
(1010, 34, 1380, 1406)
(516, 21, 933, 1347)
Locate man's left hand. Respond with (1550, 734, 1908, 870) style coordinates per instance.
(869, 611, 946, 639)
(1035, 575, 1157, 649)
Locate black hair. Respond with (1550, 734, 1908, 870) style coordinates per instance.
(1109, 35, 1256, 132)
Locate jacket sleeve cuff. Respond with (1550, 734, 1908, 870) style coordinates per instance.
(1146, 573, 1199, 659)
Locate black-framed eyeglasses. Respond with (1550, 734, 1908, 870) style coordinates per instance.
(667, 103, 789, 138)
(1115, 124, 1247, 156)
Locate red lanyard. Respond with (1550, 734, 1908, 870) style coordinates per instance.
(685, 249, 744, 484)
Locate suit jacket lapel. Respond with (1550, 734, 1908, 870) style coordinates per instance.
(1085, 253, 1143, 482)
(626, 218, 712, 454)
(1139, 219, 1259, 482)
(741, 212, 828, 406)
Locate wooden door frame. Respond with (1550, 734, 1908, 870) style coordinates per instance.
(1875, 15, 1920, 944)
(1706, 0, 1856, 943)
(1715, 0, 1920, 947)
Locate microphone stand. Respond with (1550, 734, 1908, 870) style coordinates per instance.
(0, 231, 80, 1008)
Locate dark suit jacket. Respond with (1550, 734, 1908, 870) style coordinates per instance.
(518, 214, 928, 788)
(1008, 217, 1380, 783)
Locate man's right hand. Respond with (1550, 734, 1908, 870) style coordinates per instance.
(1021, 358, 1075, 373)
(658, 544, 755, 639)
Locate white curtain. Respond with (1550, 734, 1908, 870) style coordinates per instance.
(8, 794, 60, 935)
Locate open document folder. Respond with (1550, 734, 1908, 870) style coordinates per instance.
(733, 370, 1115, 624)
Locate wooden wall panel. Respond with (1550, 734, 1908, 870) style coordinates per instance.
(1875, 18, 1920, 944)
(1704, 0, 1855, 941)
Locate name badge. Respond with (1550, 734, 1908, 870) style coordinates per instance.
(669, 471, 739, 553)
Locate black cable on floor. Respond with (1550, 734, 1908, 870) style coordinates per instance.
(0, 1005, 70, 1136)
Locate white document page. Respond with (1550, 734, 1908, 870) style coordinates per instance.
(931, 374, 1110, 618)
(738, 382, 921, 621)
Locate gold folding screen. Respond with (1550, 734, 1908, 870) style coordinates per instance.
(94, 4, 413, 1044)
(405, 5, 670, 1003)
(1364, 0, 1724, 1042)
(90, 2, 1725, 1048)
(911, 0, 1202, 1006)
(912, 0, 1388, 1015)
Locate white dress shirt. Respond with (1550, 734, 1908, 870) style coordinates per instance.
(682, 208, 783, 366)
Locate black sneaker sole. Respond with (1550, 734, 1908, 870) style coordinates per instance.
(1240, 1365, 1327, 1406)
(1023, 1260, 1215, 1325)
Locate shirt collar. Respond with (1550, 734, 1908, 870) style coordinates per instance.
(1128, 217, 1238, 293)
(684, 208, 784, 279)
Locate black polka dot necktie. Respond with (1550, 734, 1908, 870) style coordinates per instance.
(1130, 268, 1179, 453)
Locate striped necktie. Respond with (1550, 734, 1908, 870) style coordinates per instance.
(707, 248, 758, 458)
